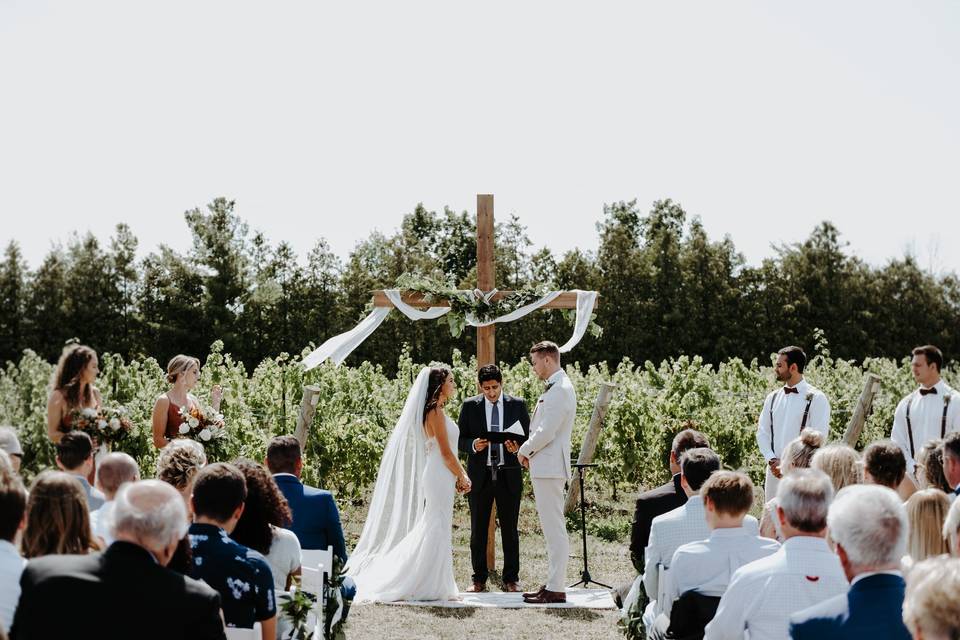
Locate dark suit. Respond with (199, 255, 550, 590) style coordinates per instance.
(10, 541, 224, 640)
(273, 474, 348, 562)
(629, 473, 686, 572)
(457, 393, 530, 584)
(789, 573, 912, 640)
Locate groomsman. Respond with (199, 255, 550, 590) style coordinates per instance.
(756, 346, 830, 499)
(891, 345, 960, 483)
(457, 364, 530, 593)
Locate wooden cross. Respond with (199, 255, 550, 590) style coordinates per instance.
(372, 194, 595, 573)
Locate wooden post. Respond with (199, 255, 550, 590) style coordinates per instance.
(842, 373, 881, 447)
(294, 385, 322, 450)
(475, 194, 499, 573)
(564, 382, 617, 514)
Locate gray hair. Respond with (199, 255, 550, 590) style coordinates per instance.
(109, 480, 188, 548)
(904, 557, 960, 639)
(778, 469, 834, 532)
(96, 452, 140, 495)
(827, 484, 907, 568)
(944, 496, 960, 554)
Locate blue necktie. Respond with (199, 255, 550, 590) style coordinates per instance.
(490, 402, 502, 467)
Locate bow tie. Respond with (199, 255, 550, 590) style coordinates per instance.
(920, 387, 938, 396)
(783, 386, 799, 395)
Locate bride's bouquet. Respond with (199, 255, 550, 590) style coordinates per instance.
(177, 404, 227, 445)
(67, 406, 134, 447)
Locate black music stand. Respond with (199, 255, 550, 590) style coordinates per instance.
(569, 462, 611, 589)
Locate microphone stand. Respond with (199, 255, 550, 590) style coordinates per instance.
(569, 462, 611, 589)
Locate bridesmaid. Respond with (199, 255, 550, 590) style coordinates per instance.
(151, 355, 222, 449)
(46, 344, 102, 444)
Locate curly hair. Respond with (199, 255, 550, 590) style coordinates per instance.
(229, 458, 292, 555)
(156, 439, 207, 491)
(423, 367, 451, 418)
(23, 471, 98, 558)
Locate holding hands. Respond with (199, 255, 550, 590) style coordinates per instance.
(456, 475, 472, 494)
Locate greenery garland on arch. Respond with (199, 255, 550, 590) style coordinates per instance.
(393, 272, 602, 339)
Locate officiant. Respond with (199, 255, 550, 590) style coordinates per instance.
(457, 364, 530, 593)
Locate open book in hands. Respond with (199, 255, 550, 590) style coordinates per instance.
(485, 420, 527, 444)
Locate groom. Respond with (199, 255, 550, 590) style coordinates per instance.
(517, 340, 576, 604)
(457, 364, 530, 593)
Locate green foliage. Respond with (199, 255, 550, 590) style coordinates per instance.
(0, 338, 931, 499)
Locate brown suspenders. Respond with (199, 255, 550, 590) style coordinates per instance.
(769, 390, 814, 455)
(905, 391, 951, 459)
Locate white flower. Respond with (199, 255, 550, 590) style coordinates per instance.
(199, 428, 212, 441)
(81, 408, 98, 418)
(188, 417, 200, 429)
(109, 418, 121, 431)
(97, 420, 108, 430)
(214, 413, 224, 422)
(179, 424, 190, 435)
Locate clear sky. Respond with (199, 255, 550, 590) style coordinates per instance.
(1, 1, 957, 272)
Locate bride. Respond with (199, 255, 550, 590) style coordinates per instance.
(347, 366, 472, 602)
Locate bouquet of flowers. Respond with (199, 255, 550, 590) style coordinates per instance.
(67, 406, 134, 447)
(177, 404, 226, 444)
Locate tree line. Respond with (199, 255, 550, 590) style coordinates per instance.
(0, 197, 956, 373)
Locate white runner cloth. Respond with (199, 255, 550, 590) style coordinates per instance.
(302, 289, 598, 370)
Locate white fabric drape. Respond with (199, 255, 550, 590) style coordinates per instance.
(302, 289, 598, 370)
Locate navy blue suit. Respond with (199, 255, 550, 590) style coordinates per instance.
(789, 573, 911, 640)
(273, 473, 348, 561)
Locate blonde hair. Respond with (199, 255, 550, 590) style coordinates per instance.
(904, 556, 960, 639)
(22, 471, 98, 558)
(811, 443, 862, 492)
(166, 355, 200, 385)
(156, 439, 207, 491)
(905, 489, 951, 562)
(781, 429, 825, 474)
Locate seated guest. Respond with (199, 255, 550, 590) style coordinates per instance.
(904, 489, 950, 565)
(789, 484, 911, 639)
(629, 428, 710, 573)
(903, 557, 960, 640)
(760, 429, 824, 540)
(943, 431, 960, 497)
(157, 438, 207, 510)
(90, 452, 140, 547)
(189, 463, 276, 640)
(54, 431, 105, 509)
(0, 428, 23, 475)
(863, 440, 907, 492)
(916, 439, 952, 493)
(642, 449, 750, 632)
(0, 451, 27, 632)
(811, 443, 862, 492)
(22, 471, 99, 558)
(230, 459, 301, 593)
(662, 471, 779, 635)
(944, 497, 960, 555)
(11, 480, 225, 640)
(266, 436, 347, 560)
(705, 470, 846, 640)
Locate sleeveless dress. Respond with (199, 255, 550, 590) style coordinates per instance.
(164, 397, 190, 440)
(352, 416, 460, 602)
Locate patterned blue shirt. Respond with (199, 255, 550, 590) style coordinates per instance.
(188, 523, 276, 628)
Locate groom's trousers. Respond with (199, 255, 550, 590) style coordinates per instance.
(531, 477, 568, 592)
(468, 471, 521, 584)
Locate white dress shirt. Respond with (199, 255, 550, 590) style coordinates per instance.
(756, 379, 830, 461)
(484, 394, 505, 466)
(0, 539, 26, 631)
(664, 526, 780, 608)
(704, 535, 847, 640)
(643, 496, 759, 601)
(891, 379, 960, 474)
(89, 500, 116, 547)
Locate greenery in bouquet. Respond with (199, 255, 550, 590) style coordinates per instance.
(66, 405, 134, 447)
(176, 403, 227, 458)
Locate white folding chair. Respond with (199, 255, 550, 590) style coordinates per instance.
(224, 622, 261, 640)
(300, 546, 333, 585)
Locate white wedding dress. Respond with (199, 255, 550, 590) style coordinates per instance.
(348, 369, 460, 602)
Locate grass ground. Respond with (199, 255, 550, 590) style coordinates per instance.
(338, 482, 637, 640)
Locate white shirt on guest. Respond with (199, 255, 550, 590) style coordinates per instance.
(704, 535, 847, 640)
(891, 379, 960, 474)
(266, 525, 302, 593)
(0, 538, 26, 631)
(663, 525, 780, 609)
(756, 379, 830, 461)
(642, 496, 759, 601)
(89, 500, 115, 547)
